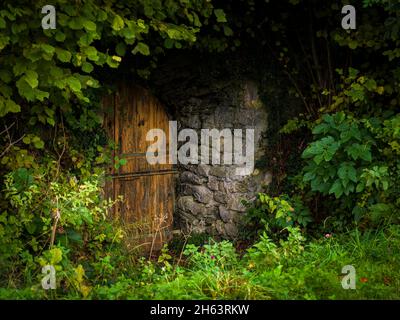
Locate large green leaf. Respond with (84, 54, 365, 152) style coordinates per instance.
(24, 70, 38, 88)
(214, 9, 227, 23)
(67, 76, 81, 92)
(83, 20, 97, 32)
(112, 15, 124, 31)
(56, 48, 72, 62)
(329, 180, 344, 198)
(132, 42, 150, 56)
(338, 163, 357, 183)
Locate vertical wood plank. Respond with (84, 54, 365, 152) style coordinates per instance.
(102, 84, 175, 254)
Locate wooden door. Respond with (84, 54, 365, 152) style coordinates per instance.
(103, 85, 176, 254)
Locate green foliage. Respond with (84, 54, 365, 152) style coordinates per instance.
(7, 224, 397, 300)
(183, 240, 239, 271)
(113, 156, 127, 170)
(0, 167, 124, 296)
(302, 112, 375, 199)
(0, 0, 231, 175)
(0, 0, 228, 136)
(268, 0, 400, 231)
(2, 0, 400, 301)
(0, 0, 231, 295)
(242, 193, 312, 240)
(298, 110, 400, 226)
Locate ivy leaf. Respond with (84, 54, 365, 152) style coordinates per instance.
(376, 86, 384, 95)
(164, 38, 174, 49)
(56, 48, 72, 62)
(24, 70, 39, 88)
(35, 89, 49, 101)
(0, 17, 5, 29)
(115, 42, 126, 56)
(112, 55, 122, 62)
(364, 78, 377, 91)
(32, 136, 44, 149)
(348, 67, 359, 79)
(67, 76, 81, 92)
(83, 20, 97, 32)
(347, 83, 365, 102)
(214, 9, 227, 23)
(112, 15, 125, 31)
(122, 26, 136, 41)
(0, 70, 12, 83)
(55, 31, 66, 42)
(348, 40, 358, 49)
(47, 117, 55, 126)
(22, 136, 31, 144)
(81, 62, 94, 73)
(79, 33, 94, 46)
(16, 78, 35, 101)
(132, 42, 150, 56)
(0, 98, 21, 116)
(83, 46, 99, 61)
(68, 17, 84, 30)
(106, 56, 119, 68)
(0, 35, 10, 51)
(5, 99, 20, 113)
(40, 44, 55, 55)
(223, 25, 233, 36)
(97, 10, 108, 22)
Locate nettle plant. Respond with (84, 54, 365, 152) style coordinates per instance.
(301, 111, 396, 220)
(302, 112, 374, 198)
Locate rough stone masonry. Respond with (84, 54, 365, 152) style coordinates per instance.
(153, 55, 271, 239)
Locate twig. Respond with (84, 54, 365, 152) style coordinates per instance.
(54, 114, 66, 181)
(176, 226, 193, 267)
(0, 122, 15, 136)
(0, 123, 25, 157)
(50, 197, 61, 248)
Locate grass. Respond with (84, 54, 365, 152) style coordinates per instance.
(1, 224, 400, 300)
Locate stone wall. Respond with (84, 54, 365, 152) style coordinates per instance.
(152, 54, 271, 239)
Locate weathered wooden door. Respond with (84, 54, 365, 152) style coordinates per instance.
(103, 85, 176, 253)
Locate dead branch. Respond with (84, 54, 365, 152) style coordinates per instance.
(0, 122, 25, 158)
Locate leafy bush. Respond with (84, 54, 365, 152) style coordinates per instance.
(299, 111, 400, 228)
(242, 193, 312, 241)
(0, 167, 125, 297)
